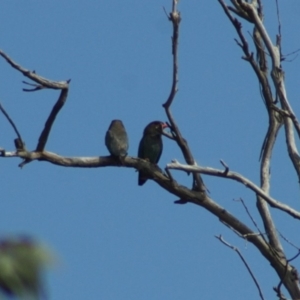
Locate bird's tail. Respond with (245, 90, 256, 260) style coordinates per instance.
(138, 171, 147, 186)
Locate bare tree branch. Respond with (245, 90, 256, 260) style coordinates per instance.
(238, 2, 300, 159)
(258, 116, 284, 254)
(167, 160, 300, 219)
(162, 0, 206, 192)
(0, 147, 290, 274)
(0, 50, 69, 90)
(1, 1, 300, 298)
(217, 3, 300, 296)
(36, 86, 69, 152)
(0, 49, 71, 154)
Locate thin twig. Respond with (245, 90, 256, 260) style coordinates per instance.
(174, 199, 188, 204)
(287, 251, 300, 263)
(216, 235, 265, 300)
(162, 6, 170, 20)
(165, 167, 174, 182)
(220, 159, 229, 174)
(22, 81, 46, 92)
(278, 231, 300, 251)
(0, 102, 23, 143)
(237, 198, 260, 232)
(275, 0, 282, 46)
(162, 131, 176, 140)
(282, 48, 300, 61)
(237, 198, 267, 243)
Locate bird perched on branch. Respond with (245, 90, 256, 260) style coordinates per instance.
(138, 121, 168, 186)
(105, 120, 128, 163)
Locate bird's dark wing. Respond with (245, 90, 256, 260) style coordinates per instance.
(105, 130, 128, 157)
(138, 135, 163, 186)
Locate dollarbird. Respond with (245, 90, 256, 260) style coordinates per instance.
(138, 121, 168, 186)
(105, 120, 129, 162)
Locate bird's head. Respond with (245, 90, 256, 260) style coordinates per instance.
(109, 119, 124, 130)
(144, 121, 168, 136)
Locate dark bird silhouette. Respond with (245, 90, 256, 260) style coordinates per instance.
(138, 121, 168, 186)
(105, 120, 128, 162)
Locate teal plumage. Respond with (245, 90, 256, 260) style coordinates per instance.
(105, 120, 128, 161)
(138, 121, 167, 186)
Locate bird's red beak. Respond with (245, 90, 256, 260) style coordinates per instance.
(161, 123, 168, 129)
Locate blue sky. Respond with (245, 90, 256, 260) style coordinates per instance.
(1, 1, 300, 299)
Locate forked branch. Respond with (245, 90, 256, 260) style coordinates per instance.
(162, 0, 206, 192)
